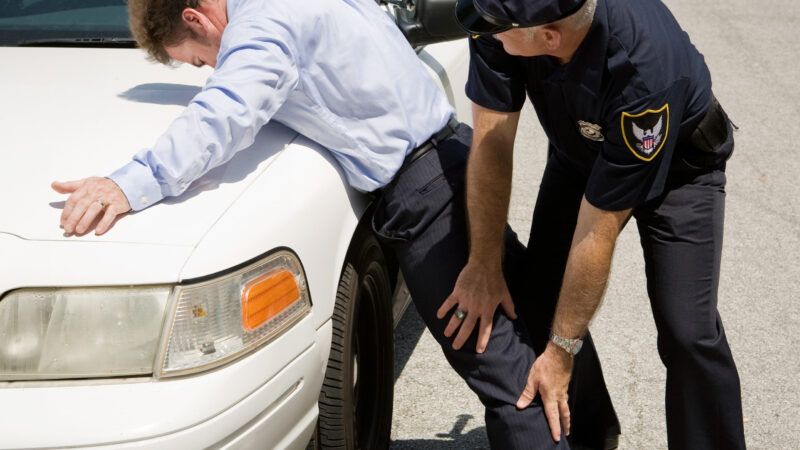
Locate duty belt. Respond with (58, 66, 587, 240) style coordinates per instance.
(673, 93, 735, 172)
(687, 94, 732, 154)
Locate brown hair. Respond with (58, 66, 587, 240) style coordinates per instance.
(128, 0, 201, 65)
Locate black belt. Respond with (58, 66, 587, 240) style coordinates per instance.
(398, 116, 460, 173)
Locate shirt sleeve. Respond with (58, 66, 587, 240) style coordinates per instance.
(109, 18, 300, 211)
(465, 36, 527, 113)
(585, 78, 690, 211)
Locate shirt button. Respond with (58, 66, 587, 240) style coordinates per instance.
(140, 196, 149, 205)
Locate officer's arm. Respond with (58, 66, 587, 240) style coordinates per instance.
(551, 197, 631, 340)
(466, 103, 520, 268)
(436, 103, 520, 353)
(516, 197, 630, 441)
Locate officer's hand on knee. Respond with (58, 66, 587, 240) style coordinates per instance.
(437, 261, 517, 353)
(517, 345, 573, 443)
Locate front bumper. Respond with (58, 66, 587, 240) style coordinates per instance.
(0, 317, 331, 450)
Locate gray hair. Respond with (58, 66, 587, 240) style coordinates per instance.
(556, 0, 597, 31)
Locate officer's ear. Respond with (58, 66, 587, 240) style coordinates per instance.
(538, 26, 562, 52)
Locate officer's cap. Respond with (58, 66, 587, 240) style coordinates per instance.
(455, 0, 587, 35)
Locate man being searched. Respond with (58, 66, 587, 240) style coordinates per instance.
(452, 0, 745, 448)
(51, 0, 619, 448)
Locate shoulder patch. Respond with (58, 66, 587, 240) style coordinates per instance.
(620, 104, 669, 161)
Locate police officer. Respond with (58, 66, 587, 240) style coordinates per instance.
(51, 0, 619, 448)
(452, 0, 745, 448)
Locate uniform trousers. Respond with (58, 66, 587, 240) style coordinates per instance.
(534, 141, 745, 449)
(372, 124, 620, 449)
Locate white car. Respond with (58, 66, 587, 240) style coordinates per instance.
(0, 1, 469, 449)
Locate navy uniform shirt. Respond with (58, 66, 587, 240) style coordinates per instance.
(466, 0, 712, 210)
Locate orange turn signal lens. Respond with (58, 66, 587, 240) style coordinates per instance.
(241, 270, 301, 331)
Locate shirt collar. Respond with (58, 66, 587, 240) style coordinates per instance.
(562, 0, 609, 95)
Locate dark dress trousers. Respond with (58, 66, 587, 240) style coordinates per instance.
(373, 124, 620, 449)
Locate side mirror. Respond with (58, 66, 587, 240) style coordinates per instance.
(388, 0, 467, 47)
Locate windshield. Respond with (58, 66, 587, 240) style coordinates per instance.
(0, 0, 132, 46)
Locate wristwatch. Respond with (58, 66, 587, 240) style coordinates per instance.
(549, 331, 584, 356)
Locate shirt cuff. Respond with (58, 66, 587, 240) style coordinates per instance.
(108, 160, 165, 211)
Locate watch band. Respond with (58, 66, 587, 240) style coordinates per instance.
(549, 331, 584, 356)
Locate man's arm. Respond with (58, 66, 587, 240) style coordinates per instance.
(53, 177, 131, 236)
(53, 21, 299, 236)
(436, 103, 520, 353)
(517, 196, 630, 442)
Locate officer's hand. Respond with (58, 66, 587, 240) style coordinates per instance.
(517, 343, 573, 443)
(52, 177, 131, 236)
(436, 261, 517, 353)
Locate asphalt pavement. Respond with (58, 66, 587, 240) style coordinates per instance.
(391, 1, 800, 448)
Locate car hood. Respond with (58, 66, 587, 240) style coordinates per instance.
(0, 47, 296, 246)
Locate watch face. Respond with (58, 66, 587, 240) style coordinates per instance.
(573, 340, 583, 355)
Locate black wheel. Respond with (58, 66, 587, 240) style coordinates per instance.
(317, 232, 394, 449)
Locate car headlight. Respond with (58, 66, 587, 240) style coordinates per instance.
(0, 250, 311, 381)
(156, 250, 311, 377)
(0, 286, 171, 381)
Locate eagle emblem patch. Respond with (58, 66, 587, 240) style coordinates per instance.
(621, 104, 670, 161)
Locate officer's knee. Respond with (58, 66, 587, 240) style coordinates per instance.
(657, 318, 726, 364)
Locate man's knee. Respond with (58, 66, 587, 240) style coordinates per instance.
(432, 317, 536, 406)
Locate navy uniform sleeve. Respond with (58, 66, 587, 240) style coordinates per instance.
(466, 36, 527, 112)
(585, 78, 690, 210)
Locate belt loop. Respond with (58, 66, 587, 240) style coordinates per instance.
(398, 116, 459, 175)
(431, 115, 459, 146)
(449, 115, 459, 130)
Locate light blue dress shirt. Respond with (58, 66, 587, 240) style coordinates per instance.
(110, 0, 454, 211)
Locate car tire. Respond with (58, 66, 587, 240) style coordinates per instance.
(316, 231, 394, 449)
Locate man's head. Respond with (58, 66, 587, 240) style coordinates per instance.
(456, 0, 596, 60)
(128, 0, 228, 67)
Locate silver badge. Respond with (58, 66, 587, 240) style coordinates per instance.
(578, 120, 604, 142)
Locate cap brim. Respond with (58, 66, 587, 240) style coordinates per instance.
(455, 0, 512, 36)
